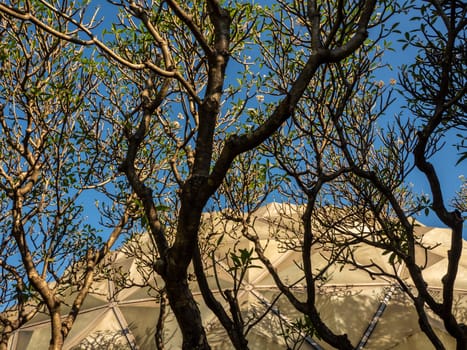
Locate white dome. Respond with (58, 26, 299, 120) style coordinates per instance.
(4, 203, 467, 349)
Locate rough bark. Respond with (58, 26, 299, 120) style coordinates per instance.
(165, 277, 210, 350)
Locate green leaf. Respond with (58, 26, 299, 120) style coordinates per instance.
(155, 205, 170, 211)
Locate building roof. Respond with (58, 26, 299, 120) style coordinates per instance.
(4, 202, 467, 349)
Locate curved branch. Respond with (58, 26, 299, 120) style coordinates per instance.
(207, 0, 377, 202)
(0, 2, 201, 104)
(165, 0, 213, 56)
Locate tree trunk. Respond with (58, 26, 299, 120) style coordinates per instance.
(165, 276, 210, 350)
(153, 189, 212, 350)
(48, 307, 64, 350)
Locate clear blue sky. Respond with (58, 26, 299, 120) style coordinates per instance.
(373, 10, 466, 233)
(91, 1, 465, 236)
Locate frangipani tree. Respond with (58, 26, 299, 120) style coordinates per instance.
(0, 0, 464, 350)
(0, 9, 133, 350)
(223, 1, 465, 349)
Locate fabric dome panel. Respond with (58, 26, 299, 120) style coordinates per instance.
(68, 309, 133, 349)
(422, 258, 467, 290)
(363, 290, 455, 350)
(119, 303, 159, 349)
(13, 327, 49, 350)
(382, 330, 455, 350)
(315, 287, 385, 348)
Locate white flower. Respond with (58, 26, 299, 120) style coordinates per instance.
(256, 95, 264, 103)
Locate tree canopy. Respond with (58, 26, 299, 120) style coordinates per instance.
(0, 0, 465, 349)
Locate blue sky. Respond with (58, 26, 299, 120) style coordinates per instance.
(90, 1, 465, 235)
(371, 9, 466, 232)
